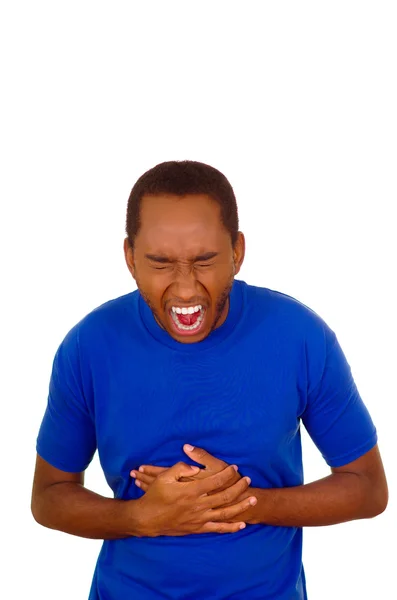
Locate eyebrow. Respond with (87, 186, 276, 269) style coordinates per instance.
(145, 251, 219, 263)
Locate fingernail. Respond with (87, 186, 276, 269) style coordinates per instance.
(130, 471, 136, 478)
(135, 480, 141, 487)
(139, 467, 144, 473)
(249, 497, 257, 506)
(245, 476, 251, 485)
(232, 465, 238, 471)
(239, 523, 246, 530)
(184, 444, 194, 451)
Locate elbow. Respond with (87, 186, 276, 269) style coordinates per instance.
(31, 493, 48, 528)
(372, 488, 388, 517)
(31, 498, 43, 526)
(365, 482, 389, 518)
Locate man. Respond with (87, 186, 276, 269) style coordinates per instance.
(32, 160, 388, 599)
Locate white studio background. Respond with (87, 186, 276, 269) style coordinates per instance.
(1, 2, 396, 599)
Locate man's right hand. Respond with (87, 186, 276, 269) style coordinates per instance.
(129, 461, 257, 537)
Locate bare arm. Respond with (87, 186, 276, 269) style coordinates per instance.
(232, 445, 389, 527)
(134, 444, 388, 528)
(31, 454, 134, 539)
(31, 454, 256, 539)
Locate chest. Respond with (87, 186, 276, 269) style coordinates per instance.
(91, 341, 306, 480)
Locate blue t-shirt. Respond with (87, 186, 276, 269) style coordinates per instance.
(36, 280, 377, 599)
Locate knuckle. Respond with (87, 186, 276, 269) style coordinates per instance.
(195, 448, 207, 459)
(221, 490, 230, 504)
(219, 509, 227, 521)
(227, 465, 236, 479)
(213, 475, 223, 489)
(191, 503, 201, 514)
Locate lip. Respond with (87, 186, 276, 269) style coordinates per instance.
(167, 307, 207, 337)
(168, 303, 205, 310)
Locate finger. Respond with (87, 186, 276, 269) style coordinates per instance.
(194, 464, 239, 496)
(180, 469, 212, 483)
(134, 480, 149, 492)
(200, 521, 247, 534)
(132, 471, 155, 486)
(208, 495, 257, 522)
(206, 471, 241, 495)
(183, 444, 227, 470)
(203, 476, 251, 509)
(179, 476, 201, 483)
(161, 461, 200, 482)
(137, 465, 168, 477)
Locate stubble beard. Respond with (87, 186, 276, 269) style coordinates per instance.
(135, 270, 235, 338)
(208, 273, 234, 334)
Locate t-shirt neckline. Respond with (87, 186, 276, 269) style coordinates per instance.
(138, 279, 244, 352)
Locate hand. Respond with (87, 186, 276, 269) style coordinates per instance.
(131, 444, 241, 493)
(131, 461, 257, 537)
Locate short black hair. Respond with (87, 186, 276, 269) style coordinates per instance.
(126, 160, 239, 249)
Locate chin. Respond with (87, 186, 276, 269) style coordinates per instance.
(171, 328, 211, 344)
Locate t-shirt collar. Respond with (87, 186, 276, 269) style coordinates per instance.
(138, 279, 244, 352)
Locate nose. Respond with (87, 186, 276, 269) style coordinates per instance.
(171, 265, 202, 302)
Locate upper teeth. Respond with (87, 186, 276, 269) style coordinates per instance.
(172, 305, 202, 314)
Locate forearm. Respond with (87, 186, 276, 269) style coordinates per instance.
(243, 472, 384, 527)
(32, 482, 138, 540)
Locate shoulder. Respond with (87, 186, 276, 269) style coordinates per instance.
(83, 289, 139, 327)
(240, 279, 324, 326)
(59, 290, 140, 355)
(239, 280, 335, 348)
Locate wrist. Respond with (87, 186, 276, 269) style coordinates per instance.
(122, 497, 149, 538)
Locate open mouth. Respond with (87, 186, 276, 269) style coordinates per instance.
(168, 304, 206, 336)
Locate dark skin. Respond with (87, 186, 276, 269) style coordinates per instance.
(132, 443, 388, 527)
(31, 193, 388, 539)
(31, 455, 255, 538)
(126, 194, 388, 526)
(31, 193, 254, 539)
(123, 193, 246, 344)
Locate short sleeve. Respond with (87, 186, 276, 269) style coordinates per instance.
(36, 325, 97, 472)
(301, 328, 377, 468)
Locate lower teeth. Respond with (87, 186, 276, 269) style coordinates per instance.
(171, 310, 204, 331)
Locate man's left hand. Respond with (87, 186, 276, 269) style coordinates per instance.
(130, 445, 258, 523)
(131, 445, 241, 494)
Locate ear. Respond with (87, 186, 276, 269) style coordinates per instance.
(123, 238, 136, 279)
(233, 232, 245, 275)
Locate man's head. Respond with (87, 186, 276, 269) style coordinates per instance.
(124, 160, 245, 343)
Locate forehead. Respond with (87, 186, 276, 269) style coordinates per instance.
(136, 194, 230, 255)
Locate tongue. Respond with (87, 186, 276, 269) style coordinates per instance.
(178, 312, 199, 326)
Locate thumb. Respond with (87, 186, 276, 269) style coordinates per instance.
(164, 461, 200, 482)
